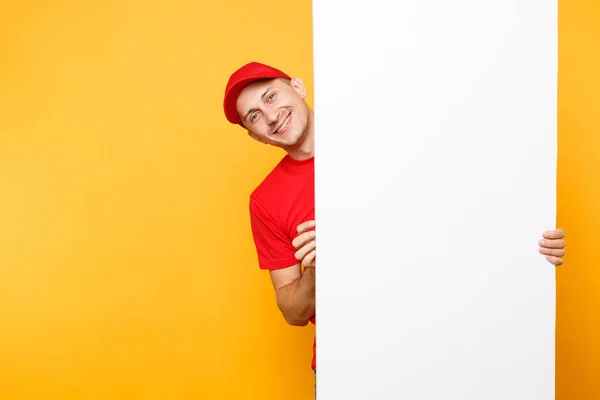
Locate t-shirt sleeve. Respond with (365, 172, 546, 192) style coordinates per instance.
(249, 194, 299, 270)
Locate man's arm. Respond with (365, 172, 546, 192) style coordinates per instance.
(269, 219, 318, 326)
(269, 264, 315, 326)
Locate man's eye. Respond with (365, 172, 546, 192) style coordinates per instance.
(251, 113, 259, 122)
(268, 93, 275, 102)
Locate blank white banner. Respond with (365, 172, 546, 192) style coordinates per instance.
(313, 1, 557, 399)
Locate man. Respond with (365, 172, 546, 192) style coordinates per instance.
(222, 61, 567, 385)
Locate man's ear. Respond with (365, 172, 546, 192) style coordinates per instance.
(290, 77, 307, 99)
(247, 131, 267, 144)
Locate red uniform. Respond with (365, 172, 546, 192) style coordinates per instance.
(249, 154, 316, 370)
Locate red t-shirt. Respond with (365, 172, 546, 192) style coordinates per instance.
(249, 154, 316, 370)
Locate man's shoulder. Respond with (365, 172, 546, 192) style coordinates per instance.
(250, 155, 289, 202)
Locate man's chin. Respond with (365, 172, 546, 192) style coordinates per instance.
(272, 132, 301, 149)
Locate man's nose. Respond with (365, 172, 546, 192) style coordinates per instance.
(265, 108, 279, 124)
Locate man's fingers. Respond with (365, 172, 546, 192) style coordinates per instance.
(539, 238, 565, 249)
(295, 240, 316, 262)
(292, 230, 316, 249)
(545, 255, 564, 266)
(292, 220, 317, 267)
(297, 220, 316, 234)
(542, 228, 565, 240)
(302, 250, 317, 268)
(538, 247, 566, 257)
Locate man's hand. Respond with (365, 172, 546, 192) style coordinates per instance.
(292, 220, 316, 268)
(539, 228, 566, 266)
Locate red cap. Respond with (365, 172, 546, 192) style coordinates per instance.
(223, 62, 290, 125)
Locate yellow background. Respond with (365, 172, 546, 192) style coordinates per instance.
(556, 1, 600, 398)
(0, 1, 315, 399)
(0, 0, 598, 399)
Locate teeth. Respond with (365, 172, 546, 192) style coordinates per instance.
(276, 115, 290, 133)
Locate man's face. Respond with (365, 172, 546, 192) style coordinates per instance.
(236, 77, 310, 148)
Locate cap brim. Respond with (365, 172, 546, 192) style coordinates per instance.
(224, 76, 261, 125)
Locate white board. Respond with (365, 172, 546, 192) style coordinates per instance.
(312, 1, 557, 399)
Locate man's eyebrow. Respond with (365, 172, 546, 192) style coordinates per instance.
(243, 87, 275, 122)
(261, 87, 274, 101)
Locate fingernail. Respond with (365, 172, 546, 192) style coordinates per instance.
(539, 240, 546, 246)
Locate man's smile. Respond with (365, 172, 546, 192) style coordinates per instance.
(272, 112, 291, 135)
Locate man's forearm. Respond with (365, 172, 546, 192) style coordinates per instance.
(276, 267, 315, 326)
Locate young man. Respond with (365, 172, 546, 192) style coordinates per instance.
(222, 61, 567, 378)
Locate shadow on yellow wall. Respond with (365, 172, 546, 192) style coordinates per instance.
(0, 1, 315, 398)
(556, 1, 600, 399)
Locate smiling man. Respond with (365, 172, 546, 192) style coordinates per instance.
(223, 61, 567, 395)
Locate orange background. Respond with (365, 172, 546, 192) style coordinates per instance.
(0, 1, 314, 399)
(0, 0, 598, 399)
(556, 1, 600, 399)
